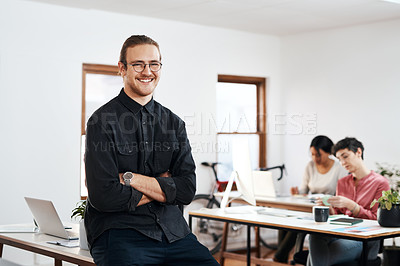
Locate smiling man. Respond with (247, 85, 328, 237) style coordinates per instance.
(84, 35, 219, 266)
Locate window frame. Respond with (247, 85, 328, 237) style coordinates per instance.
(81, 63, 120, 199)
(81, 63, 120, 135)
(217, 74, 267, 168)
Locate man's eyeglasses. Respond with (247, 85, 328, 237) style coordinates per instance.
(124, 62, 162, 73)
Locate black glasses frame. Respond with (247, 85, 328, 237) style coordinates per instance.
(123, 62, 162, 73)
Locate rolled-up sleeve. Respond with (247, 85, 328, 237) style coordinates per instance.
(155, 176, 177, 204)
(85, 116, 143, 212)
(155, 121, 196, 205)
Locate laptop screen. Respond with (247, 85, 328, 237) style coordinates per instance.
(252, 171, 277, 198)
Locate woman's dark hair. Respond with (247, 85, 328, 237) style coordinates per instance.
(310, 135, 334, 155)
(332, 137, 364, 160)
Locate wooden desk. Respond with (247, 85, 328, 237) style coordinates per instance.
(189, 206, 400, 266)
(248, 195, 314, 212)
(214, 192, 315, 212)
(0, 224, 94, 266)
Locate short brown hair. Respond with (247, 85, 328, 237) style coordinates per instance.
(333, 137, 365, 160)
(119, 35, 161, 69)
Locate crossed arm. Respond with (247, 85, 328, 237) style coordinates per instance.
(119, 172, 170, 206)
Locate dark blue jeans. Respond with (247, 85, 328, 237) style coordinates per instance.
(91, 229, 220, 266)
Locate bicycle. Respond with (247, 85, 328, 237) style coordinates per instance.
(183, 162, 286, 254)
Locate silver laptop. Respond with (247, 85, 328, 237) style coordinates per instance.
(24, 197, 78, 240)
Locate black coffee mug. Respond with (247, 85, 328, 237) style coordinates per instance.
(313, 206, 330, 222)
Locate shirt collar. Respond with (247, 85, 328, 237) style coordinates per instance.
(118, 88, 155, 116)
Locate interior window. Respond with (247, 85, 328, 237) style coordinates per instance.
(81, 63, 122, 199)
(216, 75, 266, 181)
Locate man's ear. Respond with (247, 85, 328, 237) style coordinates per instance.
(118, 61, 126, 77)
(356, 147, 363, 158)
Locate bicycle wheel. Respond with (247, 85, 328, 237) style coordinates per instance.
(184, 194, 222, 254)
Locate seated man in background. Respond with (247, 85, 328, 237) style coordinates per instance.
(307, 137, 389, 266)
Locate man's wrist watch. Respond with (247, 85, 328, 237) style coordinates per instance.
(123, 172, 134, 186)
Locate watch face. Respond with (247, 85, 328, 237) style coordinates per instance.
(123, 172, 133, 180)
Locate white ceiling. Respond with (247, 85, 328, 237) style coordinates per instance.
(26, 0, 400, 35)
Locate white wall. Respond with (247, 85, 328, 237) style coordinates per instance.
(280, 19, 400, 192)
(0, 0, 281, 225)
(2, 0, 399, 263)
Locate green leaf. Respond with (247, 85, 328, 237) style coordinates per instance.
(70, 200, 87, 221)
(370, 199, 377, 208)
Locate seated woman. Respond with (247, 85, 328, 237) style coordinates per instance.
(292, 135, 348, 196)
(274, 135, 347, 263)
(307, 137, 390, 266)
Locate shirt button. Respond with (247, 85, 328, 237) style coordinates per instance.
(145, 141, 149, 145)
(142, 121, 146, 125)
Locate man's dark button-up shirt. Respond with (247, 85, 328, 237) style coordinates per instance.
(84, 89, 196, 247)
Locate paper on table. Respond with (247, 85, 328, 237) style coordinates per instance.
(46, 240, 79, 248)
(223, 205, 263, 214)
(322, 195, 332, 205)
(257, 207, 308, 218)
(308, 193, 326, 198)
(331, 225, 382, 233)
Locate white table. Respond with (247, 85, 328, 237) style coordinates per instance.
(0, 224, 94, 266)
(189, 206, 400, 266)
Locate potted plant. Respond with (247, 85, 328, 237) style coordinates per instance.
(371, 189, 400, 227)
(371, 163, 400, 266)
(372, 162, 400, 227)
(373, 190, 400, 266)
(71, 200, 88, 250)
(372, 163, 400, 226)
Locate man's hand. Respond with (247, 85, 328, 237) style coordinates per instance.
(314, 197, 324, 206)
(159, 171, 172, 178)
(137, 194, 154, 206)
(327, 196, 354, 209)
(314, 197, 336, 215)
(119, 173, 125, 185)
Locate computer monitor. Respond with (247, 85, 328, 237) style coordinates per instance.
(220, 139, 257, 211)
(252, 171, 276, 198)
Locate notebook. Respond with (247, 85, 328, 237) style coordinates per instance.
(24, 197, 79, 240)
(329, 217, 363, 226)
